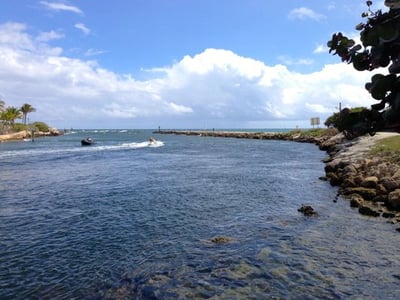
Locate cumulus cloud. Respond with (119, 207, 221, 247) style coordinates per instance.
(277, 55, 314, 66)
(0, 22, 376, 129)
(288, 7, 326, 21)
(40, 1, 83, 15)
(74, 23, 90, 35)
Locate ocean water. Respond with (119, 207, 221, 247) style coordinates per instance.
(0, 129, 399, 299)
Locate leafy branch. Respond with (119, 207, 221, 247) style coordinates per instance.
(327, 0, 400, 125)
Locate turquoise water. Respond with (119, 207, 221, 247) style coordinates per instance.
(0, 130, 399, 299)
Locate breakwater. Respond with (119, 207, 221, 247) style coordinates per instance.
(155, 130, 325, 144)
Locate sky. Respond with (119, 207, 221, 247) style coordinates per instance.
(0, 0, 391, 129)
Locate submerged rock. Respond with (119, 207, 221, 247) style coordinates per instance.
(298, 205, 317, 216)
(210, 236, 233, 244)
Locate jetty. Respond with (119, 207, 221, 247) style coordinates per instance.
(155, 130, 319, 143)
(154, 130, 334, 145)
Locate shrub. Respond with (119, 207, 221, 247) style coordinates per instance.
(32, 121, 49, 132)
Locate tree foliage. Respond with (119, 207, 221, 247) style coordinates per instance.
(20, 103, 36, 125)
(32, 121, 49, 132)
(1, 106, 21, 126)
(0, 101, 37, 133)
(327, 0, 400, 126)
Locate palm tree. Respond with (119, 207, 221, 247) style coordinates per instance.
(2, 106, 22, 127)
(20, 103, 36, 125)
(0, 99, 5, 112)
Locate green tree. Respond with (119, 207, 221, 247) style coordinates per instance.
(0, 99, 5, 112)
(20, 103, 36, 125)
(327, 0, 400, 126)
(1, 106, 22, 127)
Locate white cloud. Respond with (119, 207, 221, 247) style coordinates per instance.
(74, 23, 90, 35)
(36, 30, 65, 42)
(313, 44, 326, 54)
(40, 1, 83, 15)
(85, 48, 107, 57)
(277, 55, 314, 66)
(288, 7, 326, 21)
(0, 22, 377, 129)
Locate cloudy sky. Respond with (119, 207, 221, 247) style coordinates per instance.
(0, 1, 389, 129)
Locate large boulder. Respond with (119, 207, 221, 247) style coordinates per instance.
(342, 187, 378, 201)
(388, 189, 400, 210)
(380, 177, 399, 192)
(361, 176, 379, 189)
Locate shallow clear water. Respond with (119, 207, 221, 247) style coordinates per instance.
(0, 130, 399, 299)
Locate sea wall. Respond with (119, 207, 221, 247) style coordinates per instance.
(157, 130, 400, 228)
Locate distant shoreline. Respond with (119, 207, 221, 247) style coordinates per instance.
(0, 129, 62, 142)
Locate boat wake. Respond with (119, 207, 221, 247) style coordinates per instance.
(82, 140, 165, 151)
(119, 140, 164, 149)
(0, 140, 165, 159)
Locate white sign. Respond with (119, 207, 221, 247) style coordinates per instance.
(310, 117, 320, 126)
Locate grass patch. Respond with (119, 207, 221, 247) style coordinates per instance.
(370, 136, 400, 162)
(287, 128, 338, 137)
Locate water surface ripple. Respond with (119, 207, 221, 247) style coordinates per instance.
(0, 130, 399, 299)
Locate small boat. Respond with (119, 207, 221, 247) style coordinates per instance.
(81, 137, 94, 146)
(149, 137, 156, 145)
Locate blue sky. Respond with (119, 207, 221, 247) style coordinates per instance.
(0, 1, 390, 129)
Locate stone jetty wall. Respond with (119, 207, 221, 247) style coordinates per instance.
(156, 130, 325, 143)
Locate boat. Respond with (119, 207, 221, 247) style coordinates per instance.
(149, 137, 156, 145)
(81, 137, 94, 146)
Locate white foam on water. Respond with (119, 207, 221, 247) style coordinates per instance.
(0, 140, 165, 159)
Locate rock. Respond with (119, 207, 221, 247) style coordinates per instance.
(210, 236, 233, 244)
(381, 177, 399, 192)
(361, 176, 379, 189)
(342, 187, 378, 200)
(298, 205, 317, 216)
(343, 165, 357, 175)
(326, 172, 342, 186)
(349, 194, 364, 207)
(388, 189, 400, 210)
(393, 169, 400, 179)
(372, 195, 388, 204)
(358, 205, 380, 217)
(382, 212, 396, 218)
(324, 161, 338, 173)
(342, 177, 358, 188)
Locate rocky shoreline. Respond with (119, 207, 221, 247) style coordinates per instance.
(0, 128, 62, 142)
(320, 132, 400, 227)
(158, 130, 400, 231)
